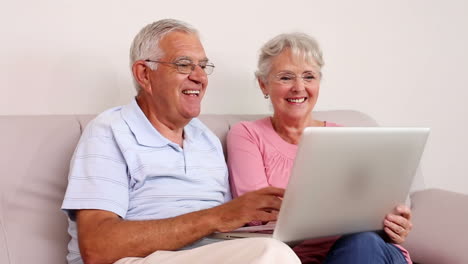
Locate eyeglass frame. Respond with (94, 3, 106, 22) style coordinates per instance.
(144, 59, 215, 75)
(271, 71, 320, 86)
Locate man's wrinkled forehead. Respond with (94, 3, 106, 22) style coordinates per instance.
(159, 31, 207, 61)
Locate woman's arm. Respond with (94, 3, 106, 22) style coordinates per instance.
(227, 123, 270, 198)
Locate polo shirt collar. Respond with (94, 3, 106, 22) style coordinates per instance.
(121, 98, 203, 147)
(183, 119, 204, 143)
(121, 98, 170, 147)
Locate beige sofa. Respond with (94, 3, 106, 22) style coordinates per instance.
(1, 111, 467, 264)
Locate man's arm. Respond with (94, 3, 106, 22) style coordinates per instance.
(77, 186, 284, 264)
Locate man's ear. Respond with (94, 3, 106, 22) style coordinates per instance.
(132, 61, 153, 95)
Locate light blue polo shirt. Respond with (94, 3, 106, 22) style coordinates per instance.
(61, 98, 230, 264)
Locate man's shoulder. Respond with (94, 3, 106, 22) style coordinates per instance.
(83, 105, 126, 139)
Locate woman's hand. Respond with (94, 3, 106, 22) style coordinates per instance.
(383, 204, 413, 244)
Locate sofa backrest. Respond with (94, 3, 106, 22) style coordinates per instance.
(79, 110, 379, 157)
(0, 110, 392, 264)
(0, 116, 82, 264)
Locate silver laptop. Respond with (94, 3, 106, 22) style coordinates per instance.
(210, 127, 430, 245)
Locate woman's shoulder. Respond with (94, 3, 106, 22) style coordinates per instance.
(229, 117, 272, 135)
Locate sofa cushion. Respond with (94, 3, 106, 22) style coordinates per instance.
(403, 188, 468, 264)
(0, 116, 81, 264)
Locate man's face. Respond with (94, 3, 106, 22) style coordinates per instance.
(146, 31, 208, 124)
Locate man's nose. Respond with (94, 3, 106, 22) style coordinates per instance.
(188, 65, 207, 84)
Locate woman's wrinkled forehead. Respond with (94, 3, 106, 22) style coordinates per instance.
(269, 48, 320, 73)
(290, 48, 320, 69)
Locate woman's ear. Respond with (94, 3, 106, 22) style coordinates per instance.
(132, 61, 153, 95)
(258, 78, 269, 97)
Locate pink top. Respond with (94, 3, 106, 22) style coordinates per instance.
(227, 117, 412, 263)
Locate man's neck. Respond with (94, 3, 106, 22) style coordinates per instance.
(136, 96, 188, 147)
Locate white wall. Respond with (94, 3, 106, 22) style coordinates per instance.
(1, 0, 467, 194)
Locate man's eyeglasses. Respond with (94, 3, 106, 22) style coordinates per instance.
(273, 72, 318, 86)
(145, 59, 215, 75)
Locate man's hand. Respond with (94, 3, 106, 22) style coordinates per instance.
(383, 204, 413, 244)
(209, 186, 284, 232)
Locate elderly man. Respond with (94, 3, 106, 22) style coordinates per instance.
(61, 19, 300, 264)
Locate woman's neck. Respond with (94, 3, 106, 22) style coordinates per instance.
(271, 115, 324, 145)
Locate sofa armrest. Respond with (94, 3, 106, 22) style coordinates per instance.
(402, 189, 468, 264)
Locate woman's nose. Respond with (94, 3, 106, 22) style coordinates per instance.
(291, 77, 306, 92)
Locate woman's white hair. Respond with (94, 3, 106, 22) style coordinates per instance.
(255, 32, 324, 82)
(129, 19, 198, 92)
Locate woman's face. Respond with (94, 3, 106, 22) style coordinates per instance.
(259, 48, 321, 123)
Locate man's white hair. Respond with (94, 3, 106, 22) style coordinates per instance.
(129, 19, 198, 92)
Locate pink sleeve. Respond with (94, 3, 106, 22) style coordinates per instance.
(393, 244, 412, 264)
(227, 122, 270, 198)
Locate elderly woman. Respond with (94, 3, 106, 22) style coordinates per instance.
(227, 33, 413, 264)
